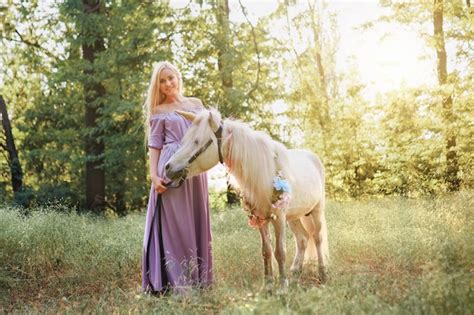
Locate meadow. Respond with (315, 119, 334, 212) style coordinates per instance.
(1, 191, 473, 314)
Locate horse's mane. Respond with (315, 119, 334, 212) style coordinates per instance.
(221, 118, 291, 213)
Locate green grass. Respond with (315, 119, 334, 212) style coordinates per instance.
(1, 191, 473, 314)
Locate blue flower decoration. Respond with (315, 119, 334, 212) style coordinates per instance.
(273, 177, 291, 193)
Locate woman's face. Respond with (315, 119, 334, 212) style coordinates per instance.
(159, 67, 179, 99)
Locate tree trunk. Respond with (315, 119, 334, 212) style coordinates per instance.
(215, 0, 238, 205)
(0, 95, 23, 194)
(308, 0, 331, 153)
(82, 0, 106, 210)
(433, 0, 460, 191)
(309, 2, 328, 105)
(215, 0, 234, 112)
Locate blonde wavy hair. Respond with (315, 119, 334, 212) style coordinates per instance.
(143, 61, 183, 140)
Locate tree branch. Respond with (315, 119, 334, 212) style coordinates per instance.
(157, 31, 178, 42)
(285, 4, 308, 132)
(239, 0, 261, 100)
(0, 29, 57, 60)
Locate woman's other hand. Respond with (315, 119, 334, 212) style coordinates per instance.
(152, 176, 167, 194)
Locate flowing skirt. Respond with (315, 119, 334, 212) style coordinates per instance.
(142, 143, 212, 293)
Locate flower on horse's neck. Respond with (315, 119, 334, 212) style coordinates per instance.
(241, 171, 292, 230)
(271, 171, 292, 206)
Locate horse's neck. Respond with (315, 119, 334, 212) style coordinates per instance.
(223, 120, 274, 211)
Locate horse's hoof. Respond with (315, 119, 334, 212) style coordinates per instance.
(318, 267, 328, 284)
(276, 282, 288, 296)
(276, 287, 287, 296)
(275, 286, 288, 296)
(289, 277, 299, 289)
(259, 282, 273, 296)
(289, 270, 301, 286)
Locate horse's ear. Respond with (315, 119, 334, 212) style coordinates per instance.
(175, 110, 196, 122)
(208, 111, 219, 131)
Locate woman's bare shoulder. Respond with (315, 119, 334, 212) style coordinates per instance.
(186, 97, 205, 110)
(153, 105, 174, 115)
(154, 97, 204, 114)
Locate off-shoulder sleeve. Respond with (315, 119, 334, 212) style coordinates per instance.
(148, 117, 165, 149)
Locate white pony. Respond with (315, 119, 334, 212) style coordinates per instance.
(165, 109, 329, 291)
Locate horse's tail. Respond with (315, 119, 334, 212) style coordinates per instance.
(317, 196, 330, 263)
(303, 153, 329, 264)
(302, 196, 329, 264)
(303, 220, 318, 261)
(301, 197, 327, 263)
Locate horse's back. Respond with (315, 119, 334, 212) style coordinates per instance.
(288, 149, 324, 180)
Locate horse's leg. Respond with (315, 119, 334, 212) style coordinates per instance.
(287, 218, 309, 282)
(272, 215, 288, 292)
(259, 223, 273, 293)
(309, 201, 329, 283)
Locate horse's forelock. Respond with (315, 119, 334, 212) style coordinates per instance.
(181, 112, 208, 146)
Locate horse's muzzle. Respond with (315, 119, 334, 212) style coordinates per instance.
(165, 163, 188, 182)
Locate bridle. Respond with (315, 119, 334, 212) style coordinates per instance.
(166, 122, 224, 189)
(188, 124, 224, 165)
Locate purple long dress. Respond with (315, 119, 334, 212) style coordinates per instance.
(142, 112, 212, 293)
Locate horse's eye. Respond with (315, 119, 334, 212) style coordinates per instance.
(194, 140, 199, 145)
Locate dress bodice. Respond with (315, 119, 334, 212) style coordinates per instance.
(148, 112, 193, 150)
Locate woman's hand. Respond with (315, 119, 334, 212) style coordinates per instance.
(152, 175, 167, 194)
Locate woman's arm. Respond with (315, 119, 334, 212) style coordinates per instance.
(149, 147, 167, 193)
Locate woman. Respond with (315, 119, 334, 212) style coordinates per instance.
(142, 61, 212, 294)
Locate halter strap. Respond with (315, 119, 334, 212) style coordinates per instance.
(166, 123, 224, 189)
(214, 125, 224, 164)
(188, 139, 213, 164)
(186, 124, 223, 165)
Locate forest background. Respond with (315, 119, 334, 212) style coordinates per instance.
(1, 0, 472, 215)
